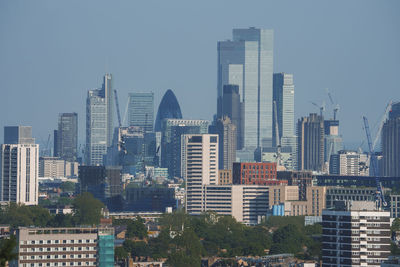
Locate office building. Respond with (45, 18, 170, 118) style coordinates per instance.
(277, 170, 314, 201)
(218, 27, 274, 150)
(39, 157, 65, 178)
(232, 162, 282, 185)
(128, 92, 154, 132)
(85, 74, 114, 165)
(390, 195, 400, 218)
(219, 84, 242, 149)
(182, 134, 218, 214)
(125, 187, 176, 212)
(216, 116, 236, 170)
(297, 113, 324, 171)
(154, 89, 183, 132)
(161, 119, 209, 178)
(324, 119, 343, 170)
(382, 102, 400, 177)
(322, 201, 391, 267)
(0, 126, 38, 205)
(329, 150, 369, 176)
(325, 187, 375, 209)
(16, 227, 114, 266)
(54, 113, 78, 162)
(218, 169, 232, 185)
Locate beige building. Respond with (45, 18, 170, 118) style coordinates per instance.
(218, 169, 232, 185)
(39, 157, 79, 178)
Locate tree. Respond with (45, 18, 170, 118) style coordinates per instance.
(72, 193, 104, 226)
(60, 181, 75, 192)
(167, 229, 203, 267)
(115, 246, 129, 261)
(0, 236, 17, 267)
(123, 240, 150, 257)
(270, 224, 306, 255)
(126, 217, 148, 239)
(0, 203, 52, 228)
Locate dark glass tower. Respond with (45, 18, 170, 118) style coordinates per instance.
(154, 89, 183, 132)
(54, 113, 78, 162)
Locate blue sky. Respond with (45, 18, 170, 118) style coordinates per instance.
(0, 0, 399, 149)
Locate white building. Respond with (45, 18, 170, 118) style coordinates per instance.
(329, 150, 368, 176)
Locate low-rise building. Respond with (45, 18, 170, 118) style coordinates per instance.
(326, 187, 375, 209)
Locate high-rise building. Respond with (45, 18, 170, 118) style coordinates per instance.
(216, 116, 236, 170)
(154, 89, 183, 132)
(218, 27, 274, 150)
(297, 113, 325, 171)
(161, 119, 209, 178)
(54, 113, 78, 162)
(128, 92, 154, 132)
(85, 74, 114, 165)
(181, 134, 218, 215)
(329, 150, 369, 176)
(0, 126, 39, 205)
(322, 201, 390, 267)
(219, 84, 242, 149)
(324, 119, 343, 170)
(382, 102, 400, 177)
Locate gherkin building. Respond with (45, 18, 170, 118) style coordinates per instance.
(154, 89, 183, 131)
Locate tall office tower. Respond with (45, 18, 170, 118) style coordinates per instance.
(161, 119, 209, 178)
(218, 27, 274, 150)
(329, 150, 369, 176)
(382, 102, 400, 177)
(128, 92, 154, 132)
(85, 74, 114, 165)
(216, 117, 236, 170)
(322, 201, 390, 267)
(324, 119, 343, 166)
(181, 134, 218, 215)
(0, 126, 39, 205)
(54, 113, 78, 162)
(297, 113, 325, 171)
(154, 89, 183, 132)
(219, 84, 242, 149)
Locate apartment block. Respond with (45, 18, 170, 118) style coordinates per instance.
(218, 169, 232, 185)
(232, 162, 283, 185)
(326, 187, 375, 209)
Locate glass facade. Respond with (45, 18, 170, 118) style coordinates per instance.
(154, 89, 182, 132)
(55, 113, 78, 162)
(97, 232, 114, 267)
(128, 92, 154, 132)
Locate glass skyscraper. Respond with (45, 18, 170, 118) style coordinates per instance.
(128, 92, 154, 132)
(54, 112, 78, 162)
(218, 27, 274, 150)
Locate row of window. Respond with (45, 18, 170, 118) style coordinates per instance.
(21, 239, 95, 245)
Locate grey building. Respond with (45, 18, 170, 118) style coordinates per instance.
(325, 187, 375, 209)
(329, 150, 368, 176)
(4, 126, 35, 145)
(382, 102, 400, 177)
(218, 27, 274, 150)
(216, 116, 236, 170)
(297, 113, 324, 171)
(85, 74, 114, 165)
(324, 119, 343, 167)
(128, 92, 154, 132)
(161, 119, 209, 178)
(54, 113, 78, 162)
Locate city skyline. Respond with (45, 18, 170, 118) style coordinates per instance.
(0, 1, 399, 148)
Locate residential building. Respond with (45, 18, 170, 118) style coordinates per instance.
(232, 162, 282, 185)
(382, 102, 400, 177)
(297, 113, 324, 171)
(326, 187, 375, 209)
(15, 227, 114, 267)
(85, 74, 114, 165)
(128, 92, 154, 132)
(39, 157, 65, 178)
(0, 126, 38, 205)
(154, 89, 182, 132)
(322, 201, 391, 267)
(277, 170, 314, 201)
(391, 195, 400, 218)
(161, 119, 209, 178)
(329, 150, 369, 176)
(54, 113, 78, 162)
(218, 169, 232, 185)
(268, 185, 299, 206)
(218, 27, 274, 150)
(216, 116, 236, 170)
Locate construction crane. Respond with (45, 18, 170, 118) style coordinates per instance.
(362, 116, 387, 207)
(114, 89, 122, 127)
(311, 101, 325, 117)
(326, 88, 340, 120)
(273, 101, 282, 166)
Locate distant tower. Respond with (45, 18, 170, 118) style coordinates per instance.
(85, 74, 114, 165)
(154, 89, 183, 132)
(382, 102, 400, 176)
(128, 92, 154, 132)
(297, 114, 325, 171)
(1, 126, 39, 205)
(218, 27, 274, 150)
(54, 113, 78, 162)
(216, 117, 236, 170)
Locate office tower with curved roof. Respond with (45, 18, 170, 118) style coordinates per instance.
(154, 89, 183, 132)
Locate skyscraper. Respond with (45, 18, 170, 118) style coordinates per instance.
(128, 92, 154, 132)
(54, 113, 78, 162)
(297, 113, 325, 171)
(0, 126, 39, 205)
(382, 102, 400, 177)
(85, 74, 114, 165)
(154, 89, 183, 132)
(218, 27, 274, 150)
(216, 116, 236, 170)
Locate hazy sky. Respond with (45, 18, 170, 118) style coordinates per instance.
(0, 0, 399, 149)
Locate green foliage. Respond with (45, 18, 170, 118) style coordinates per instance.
(49, 214, 75, 227)
(56, 197, 73, 206)
(167, 229, 202, 267)
(60, 181, 75, 192)
(114, 246, 129, 260)
(263, 216, 305, 229)
(0, 236, 17, 267)
(391, 242, 400, 255)
(73, 192, 104, 226)
(0, 203, 52, 228)
(270, 224, 306, 254)
(123, 240, 150, 257)
(392, 218, 400, 232)
(126, 217, 148, 239)
(38, 198, 52, 207)
(305, 223, 322, 236)
(148, 229, 171, 259)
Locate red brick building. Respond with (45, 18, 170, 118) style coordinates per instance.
(232, 162, 286, 185)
